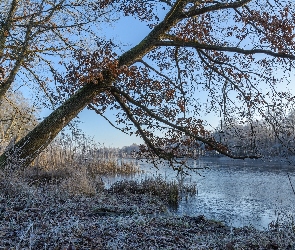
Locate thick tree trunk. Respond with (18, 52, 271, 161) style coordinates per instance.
(0, 81, 110, 169)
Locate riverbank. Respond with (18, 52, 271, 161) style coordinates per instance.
(1, 178, 294, 249)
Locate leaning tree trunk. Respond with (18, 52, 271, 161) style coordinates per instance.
(0, 80, 111, 170)
(0, 2, 184, 170)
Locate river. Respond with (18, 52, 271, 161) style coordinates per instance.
(104, 157, 295, 230)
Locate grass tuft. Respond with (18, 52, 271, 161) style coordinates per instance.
(109, 176, 196, 207)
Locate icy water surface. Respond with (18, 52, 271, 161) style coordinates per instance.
(104, 157, 295, 230)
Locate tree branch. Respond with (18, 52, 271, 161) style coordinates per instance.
(111, 87, 261, 159)
(181, 0, 252, 18)
(112, 91, 169, 159)
(118, 0, 188, 66)
(154, 40, 295, 60)
(0, 16, 34, 100)
(87, 103, 130, 135)
(0, 0, 18, 57)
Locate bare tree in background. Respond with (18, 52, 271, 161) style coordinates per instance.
(1, 0, 295, 170)
(0, 91, 38, 146)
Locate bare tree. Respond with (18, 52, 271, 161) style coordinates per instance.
(0, 90, 38, 152)
(1, 0, 295, 170)
(0, 0, 112, 102)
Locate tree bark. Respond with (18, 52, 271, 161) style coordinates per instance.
(0, 81, 110, 169)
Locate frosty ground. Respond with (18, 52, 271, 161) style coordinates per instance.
(1, 176, 294, 250)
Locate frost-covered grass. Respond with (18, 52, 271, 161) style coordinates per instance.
(1, 136, 295, 249)
(109, 176, 196, 207)
(9, 137, 142, 196)
(1, 172, 295, 249)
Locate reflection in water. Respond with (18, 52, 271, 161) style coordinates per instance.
(103, 157, 295, 230)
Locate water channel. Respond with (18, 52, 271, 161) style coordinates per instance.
(103, 157, 295, 230)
